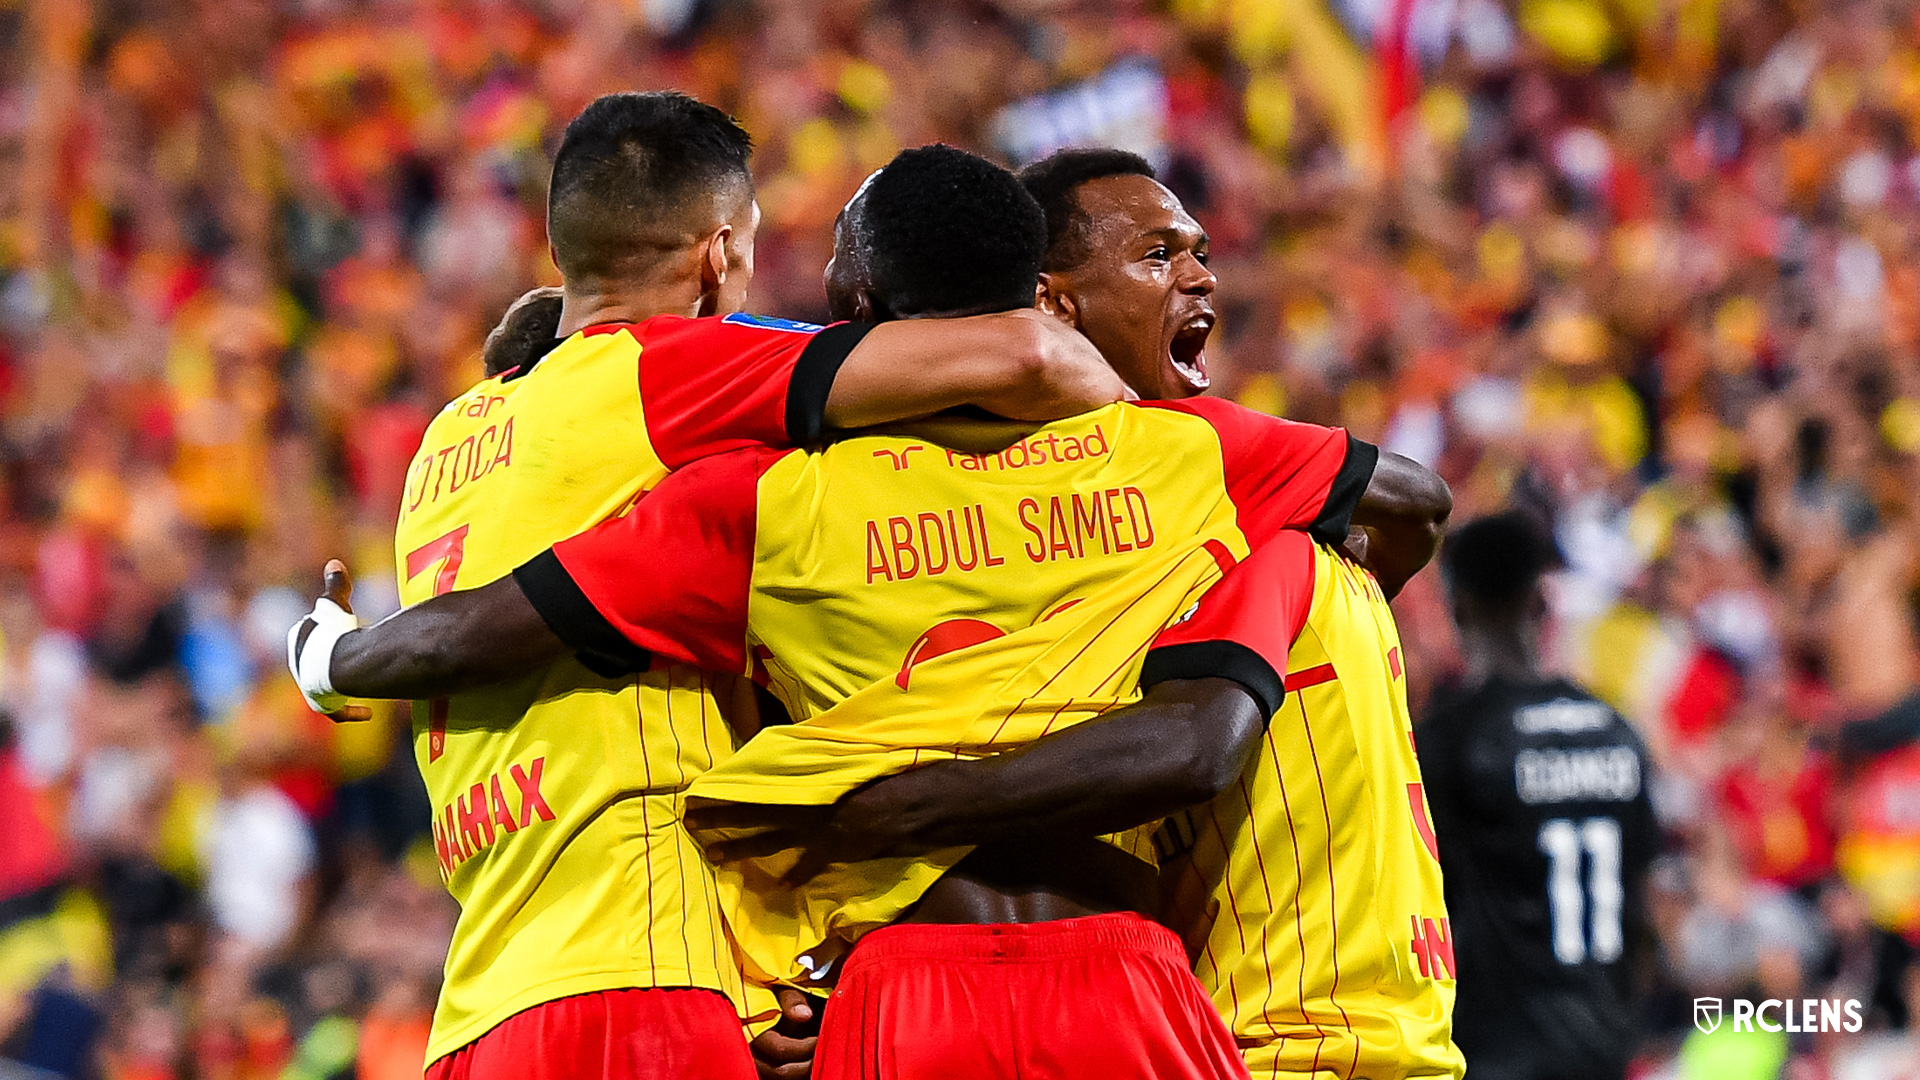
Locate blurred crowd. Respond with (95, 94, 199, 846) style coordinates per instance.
(2, 0, 1920, 1077)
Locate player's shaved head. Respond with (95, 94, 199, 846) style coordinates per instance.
(1442, 512, 1563, 624)
(1017, 148, 1157, 272)
(826, 145, 1046, 321)
(547, 91, 754, 284)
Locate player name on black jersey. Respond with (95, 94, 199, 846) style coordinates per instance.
(1514, 746, 1642, 805)
(1417, 674, 1660, 1080)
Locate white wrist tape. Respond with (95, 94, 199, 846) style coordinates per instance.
(288, 598, 359, 714)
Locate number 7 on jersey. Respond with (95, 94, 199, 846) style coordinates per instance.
(405, 524, 469, 762)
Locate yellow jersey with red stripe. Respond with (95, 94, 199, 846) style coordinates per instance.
(515, 398, 1376, 982)
(1152, 535, 1463, 1080)
(392, 312, 869, 1062)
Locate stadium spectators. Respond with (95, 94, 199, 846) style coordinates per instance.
(3, 0, 1920, 1076)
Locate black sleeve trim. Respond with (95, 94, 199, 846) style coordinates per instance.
(784, 322, 874, 447)
(512, 549, 653, 679)
(1140, 640, 1285, 723)
(1309, 434, 1379, 547)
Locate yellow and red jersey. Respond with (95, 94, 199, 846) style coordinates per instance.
(393, 311, 871, 1063)
(1152, 534, 1463, 1080)
(514, 398, 1375, 982)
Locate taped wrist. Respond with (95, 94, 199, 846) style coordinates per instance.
(287, 598, 358, 713)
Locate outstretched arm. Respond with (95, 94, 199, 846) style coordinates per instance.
(687, 678, 1265, 877)
(333, 577, 564, 700)
(293, 450, 759, 718)
(289, 562, 569, 716)
(822, 309, 1128, 431)
(480, 290, 1127, 454)
(1351, 452, 1451, 599)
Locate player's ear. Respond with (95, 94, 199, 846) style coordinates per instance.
(852, 288, 883, 323)
(701, 224, 733, 293)
(1036, 272, 1079, 328)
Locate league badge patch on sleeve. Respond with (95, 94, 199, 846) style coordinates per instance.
(724, 312, 825, 333)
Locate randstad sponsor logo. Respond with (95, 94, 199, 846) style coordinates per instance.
(1692, 997, 1863, 1035)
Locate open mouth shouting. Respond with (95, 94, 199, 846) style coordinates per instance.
(1168, 312, 1214, 393)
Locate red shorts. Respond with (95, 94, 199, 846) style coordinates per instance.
(424, 987, 754, 1080)
(816, 912, 1250, 1080)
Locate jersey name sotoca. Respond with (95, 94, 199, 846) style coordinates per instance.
(393, 312, 867, 1063)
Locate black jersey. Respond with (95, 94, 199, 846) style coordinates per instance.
(1416, 674, 1659, 1080)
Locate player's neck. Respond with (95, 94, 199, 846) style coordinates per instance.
(1459, 623, 1540, 686)
(556, 282, 709, 335)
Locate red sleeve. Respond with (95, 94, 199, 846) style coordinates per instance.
(1139, 532, 1317, 721)
(1139, 397, 1377, 549)
(629, 313, 873, 467)
(511, 447, 781, 675)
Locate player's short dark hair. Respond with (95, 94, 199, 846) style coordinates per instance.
(482, 287, 563, 377)
(1442, 512, 1563, 614)
(860, 145, 1046, 317)
(547, 91, 753, 282)
(1016, 148, 1157, 272)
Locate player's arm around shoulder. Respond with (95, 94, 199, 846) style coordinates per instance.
(689, 536, 1312, 876)
(291, 446, 769, 716)
(287, 561, 568, 716)
(821, 309, 1128, 431)
(687, 677, 1270, 883)
(1349, 451, 1452, 599)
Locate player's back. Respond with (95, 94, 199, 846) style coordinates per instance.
(696, 403, 1294, 975)
(1415, 675, 1657, 1080)
(545, 397, 1370, 980)
(394, 327, 741, 1062)
(1160, 538, 1464, 1080)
